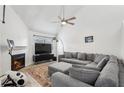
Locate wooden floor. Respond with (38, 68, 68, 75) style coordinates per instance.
(20, 61, 56, 87)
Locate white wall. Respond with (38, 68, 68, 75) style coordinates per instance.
(58, 6, 124, 58)
(0, 6, 29, 75)
(121, 21, 124, 60)
(0, 33, 2, 75)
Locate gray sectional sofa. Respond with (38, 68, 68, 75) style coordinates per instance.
(51, 52, 124, 87)
(59, 52, 109, 71)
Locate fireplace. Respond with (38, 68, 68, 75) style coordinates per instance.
(11, 53, 25, 71)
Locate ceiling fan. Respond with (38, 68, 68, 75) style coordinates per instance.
(53, 6, 76, 26)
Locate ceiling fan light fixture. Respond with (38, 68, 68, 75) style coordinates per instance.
(61, 21, 66, 25)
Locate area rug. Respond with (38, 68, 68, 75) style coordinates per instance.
(20, 62, 55, 87)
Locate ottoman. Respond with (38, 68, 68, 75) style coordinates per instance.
(48, 62, 72, 76)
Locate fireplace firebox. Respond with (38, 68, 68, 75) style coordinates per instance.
(11, 53, 25, 71)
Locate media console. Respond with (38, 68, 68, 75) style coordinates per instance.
(33, 53, 56, 63)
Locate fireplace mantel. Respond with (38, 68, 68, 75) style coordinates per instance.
(13, 46, 27, 50)
(8, 45, 27, 56)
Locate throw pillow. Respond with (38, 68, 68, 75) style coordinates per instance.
(71, 52, 78, 58)
(69, 67, 100, 85)
(77, 52, 86, 60)
(109, 55, 117, 62)
(94, 54, 106, 64)
(96, 56, 109, 70)
(64, 52, 72, 58)
(86, 53, 95, 61)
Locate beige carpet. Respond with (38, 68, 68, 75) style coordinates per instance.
(20, 62, 55, 87)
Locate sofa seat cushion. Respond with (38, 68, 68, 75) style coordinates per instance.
(60, 58, 73, 63)
(77, 53, 86, 60)
(69, 67, 100, 85)
(86, 62, 97, 68)
(60, 58, 91, 65)
(72, 64, 101, 71)
(95, 62, 119, 87)
(51, 72, 92, 87)
(94, 54, 107, 64)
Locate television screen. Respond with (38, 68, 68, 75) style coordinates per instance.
(35, 43, 51, 54)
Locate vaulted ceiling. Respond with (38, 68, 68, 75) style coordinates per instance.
(11, 5, 82, 35)
(11, 5, 124, 35)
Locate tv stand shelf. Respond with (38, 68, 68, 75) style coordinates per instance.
(33, 53, 56, 63)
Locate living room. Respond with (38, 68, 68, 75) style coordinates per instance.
(1, 3, 124, 88)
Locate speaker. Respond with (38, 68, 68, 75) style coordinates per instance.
(6, 71, 28, 87)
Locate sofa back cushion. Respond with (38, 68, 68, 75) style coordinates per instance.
(96, 56, 109, 70)
(109, 55, 118, 63)
(86, 53, 95, 61)
(95, 61, 119, 87)
(64, 52, 72, 58)
(94, 54, 107, 64)
(71, 52, 78, 58)
(77, 53, 86, 60)
(69, 67, 100, 85)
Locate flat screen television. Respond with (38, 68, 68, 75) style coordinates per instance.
(35, 43, 51, 54)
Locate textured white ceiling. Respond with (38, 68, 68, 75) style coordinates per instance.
(11, 5, 124, 35)
(11, 5, 83, 35)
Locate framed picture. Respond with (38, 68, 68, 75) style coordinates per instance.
(85, 36, 94, 43)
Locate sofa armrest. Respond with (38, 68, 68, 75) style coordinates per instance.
(51, 72, 92, 87)
(72, 64, 101, 71)
(58, 55, 65, 62)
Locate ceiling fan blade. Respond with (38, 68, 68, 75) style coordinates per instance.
(66, 17, 76, 21)
(66, 21, 75, 25)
